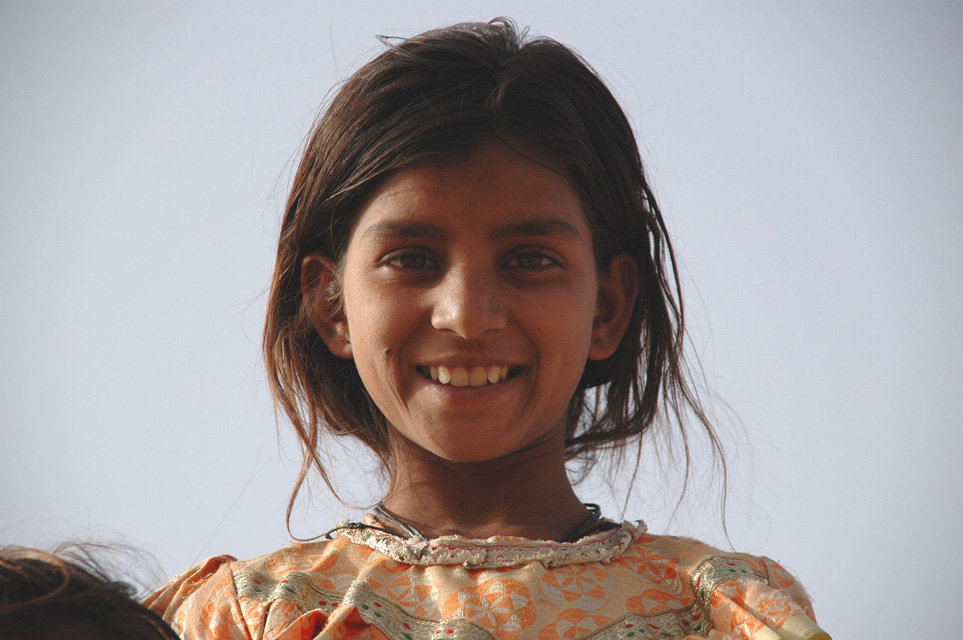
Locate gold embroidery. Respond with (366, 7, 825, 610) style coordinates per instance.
(234, 568, 496, 640)
(347, 581, 496, 640)
(544, 607, 712, 640)
(691, 556, 768, 607)
(235, 568, 343, 613)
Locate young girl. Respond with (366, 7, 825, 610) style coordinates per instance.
(147, 19, 829, 640)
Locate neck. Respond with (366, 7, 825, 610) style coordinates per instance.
(379, 436, 588, 541)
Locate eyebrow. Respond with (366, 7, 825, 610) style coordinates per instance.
(360, 217, 582, 242)
(489, 218, 582, 241)
(361, 221, 448, 241)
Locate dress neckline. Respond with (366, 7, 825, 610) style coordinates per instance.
(334, 514, 644, 568)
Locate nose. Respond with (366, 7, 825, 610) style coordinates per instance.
(430, 263, 507, 339)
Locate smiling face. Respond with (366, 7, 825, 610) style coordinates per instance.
(304, 141, 636, 465)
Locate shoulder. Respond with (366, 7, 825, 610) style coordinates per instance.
(143, 553, 242, 639)
(619, 531, 828, 640)
(636, 532, 813, 596)
(144, 537, 357, 640)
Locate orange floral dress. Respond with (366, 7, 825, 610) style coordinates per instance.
(145, 519, 829, 640)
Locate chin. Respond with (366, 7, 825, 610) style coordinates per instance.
(430, 448, 505, 465)
(423, 438, 520, 465)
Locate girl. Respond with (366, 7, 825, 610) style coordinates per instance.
(147, 19, 829, 640)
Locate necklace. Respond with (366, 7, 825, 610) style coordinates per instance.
(371, 502, 608, 543)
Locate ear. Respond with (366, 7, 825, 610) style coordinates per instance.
(588, 253, 638, 361)
(301, 253, 353, 359)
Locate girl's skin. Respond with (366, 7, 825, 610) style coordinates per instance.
(303, 140, 638, 541)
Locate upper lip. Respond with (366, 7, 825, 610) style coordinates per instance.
(417, 358, 521, 368)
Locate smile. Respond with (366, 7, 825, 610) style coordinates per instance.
(420, 365, 519, 387)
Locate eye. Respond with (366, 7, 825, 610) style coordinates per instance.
(504, 251, 560, 270)
(383, 250, 439, 270)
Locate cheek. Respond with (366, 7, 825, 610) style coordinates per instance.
(343, 282, 421, 392)
(536, 281, 597, 365)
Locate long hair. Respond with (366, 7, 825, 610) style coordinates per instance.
(263, 19, 724, 525)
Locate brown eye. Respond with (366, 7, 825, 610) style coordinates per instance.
(505, 252, 558, 269)
(386, 251, 438, 270)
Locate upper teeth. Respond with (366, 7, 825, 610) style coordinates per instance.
(430, 365, 510, 387)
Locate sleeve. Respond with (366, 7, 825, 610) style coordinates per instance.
(145, 556, 334, 640)
(144, 555, 253, 640)
(695, 555, 830, 640)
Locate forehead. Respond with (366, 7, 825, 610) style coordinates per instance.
(349, 141, 590, 242)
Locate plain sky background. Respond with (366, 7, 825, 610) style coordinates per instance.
(2, 2, 961, 638)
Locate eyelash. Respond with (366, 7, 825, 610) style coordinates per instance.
(504, 251, 560, 270)
(383, 250, 439, 270)
(382, 249, 561, 271)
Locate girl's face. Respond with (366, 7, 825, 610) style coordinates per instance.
(307, 141, 635, 464)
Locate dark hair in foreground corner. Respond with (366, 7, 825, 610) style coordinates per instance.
(0, 545, 180, 640)
(263, 18, 725, 526)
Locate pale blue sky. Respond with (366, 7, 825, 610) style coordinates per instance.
(2, 2, 962, 638)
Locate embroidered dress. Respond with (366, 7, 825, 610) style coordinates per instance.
(145, 518, 829, 640)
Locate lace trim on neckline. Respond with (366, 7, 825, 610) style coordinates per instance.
(336, 516, 644, 568)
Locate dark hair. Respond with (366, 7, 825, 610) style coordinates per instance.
(0, 545, 180, 640)
(264, 18, 723, 523)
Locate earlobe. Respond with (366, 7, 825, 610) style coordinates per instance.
(588, 253, 638, 361)
(301, 254, 353, 359)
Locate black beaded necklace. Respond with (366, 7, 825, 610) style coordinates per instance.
(365, 502, 611, 543)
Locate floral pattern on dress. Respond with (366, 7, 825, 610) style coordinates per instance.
(443, 579, 536, 640)
(145, 522, 829, 640)
(368, 572, 440, 619)
(537, 609, 611, 640)
(535, 564, 618, 611)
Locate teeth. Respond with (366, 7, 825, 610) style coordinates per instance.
(450, 367, 469, 387)
(428, 365, 512, 387)
(469, 367, 488, 387)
